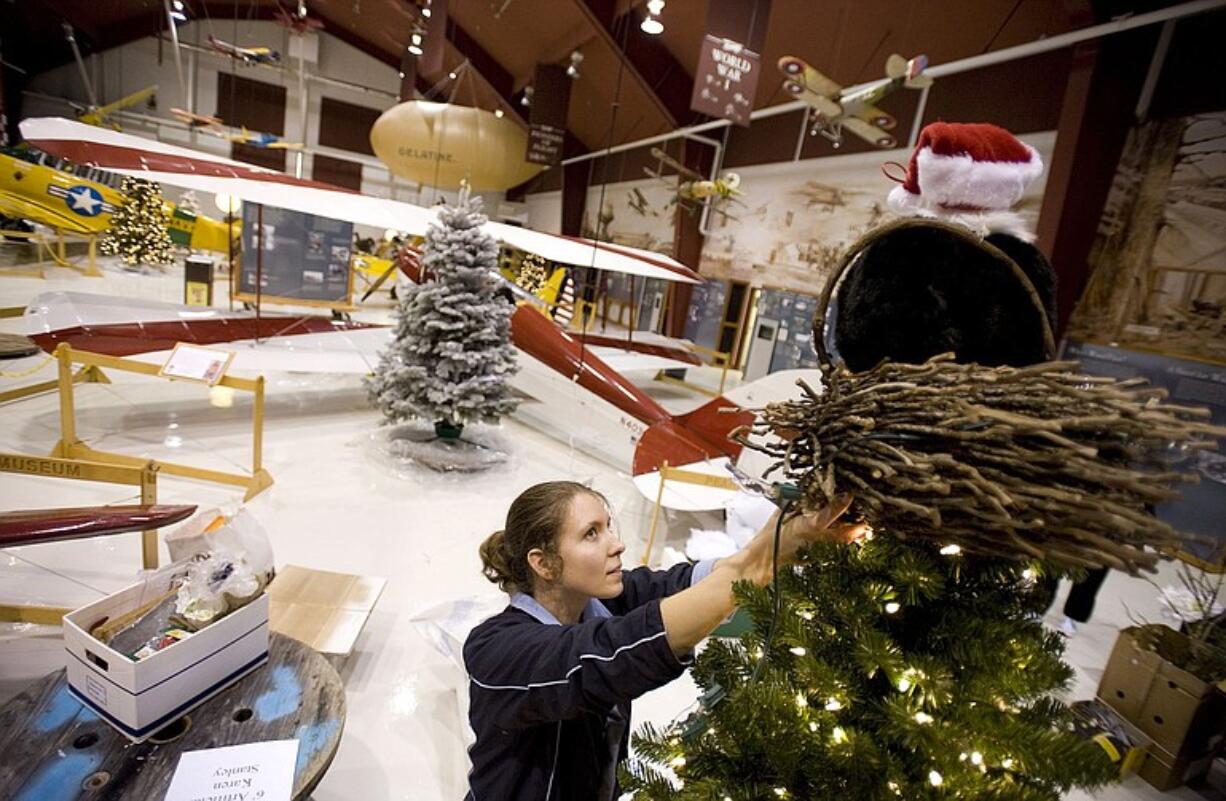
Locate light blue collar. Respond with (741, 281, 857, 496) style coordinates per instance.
(510, 592, 612, 625)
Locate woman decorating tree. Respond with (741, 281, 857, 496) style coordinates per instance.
(463, 481, 862, 801)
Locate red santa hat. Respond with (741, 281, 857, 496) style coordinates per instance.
(887, 122, 1044, 215)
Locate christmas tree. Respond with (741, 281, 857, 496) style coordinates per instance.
(516, 253, 549, 295)
(366, 193, 519, 437)
(100, 177, 175, 266)
(624, 539, 1118, 800)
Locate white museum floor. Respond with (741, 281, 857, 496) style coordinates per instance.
(0, 259, 1206, 800)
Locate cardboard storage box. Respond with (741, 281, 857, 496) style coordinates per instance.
(1069, 699, 1151, 777)
(63, 571, 269, 742)
(1136, 743, 1220, 792)
(1098, 626, 1226, 758)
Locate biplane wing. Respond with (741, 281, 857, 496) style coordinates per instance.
(850, 103, 896, 131)
(20, 118, 699, 284)
(842, 115, 897, 149)
(649, 147, 702, 182)
(778, 56, 843, 117)
(170, 108, 223, 129)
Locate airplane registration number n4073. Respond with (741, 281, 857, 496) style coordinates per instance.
(620, 415, 646, 440)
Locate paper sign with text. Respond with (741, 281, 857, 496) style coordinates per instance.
(164, 739, 299, 801)
(159, 342, 236, 386)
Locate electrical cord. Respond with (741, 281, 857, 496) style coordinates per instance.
(751, 498, 794, 684)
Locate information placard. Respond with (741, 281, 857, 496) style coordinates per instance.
(164, 739, 298, 801)
(1064, 339, 1226, 569)
(159, 343, 235, 386)
(240, 204, 354, 305)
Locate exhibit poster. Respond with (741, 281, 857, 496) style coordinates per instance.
(1064, 338, 1226, 569)
(239, 203, 354, 305)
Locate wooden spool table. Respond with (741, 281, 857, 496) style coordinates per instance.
(0, 633, 345, 801)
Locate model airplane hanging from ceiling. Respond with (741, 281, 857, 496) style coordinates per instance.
(207, 35, 281, 65)
(169, 108, 224, 129)
(273, 5, 325, 33)
(644, 147, 744, 222)
(224, 127, 305, 150)
(73, 86, 158, 131)
(778, 53, 932, 149)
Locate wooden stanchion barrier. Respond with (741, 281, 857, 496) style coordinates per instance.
(49, 344, 273, 501)
(0, 453, 163, 624)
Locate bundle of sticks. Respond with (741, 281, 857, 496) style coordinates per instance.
(732, 354, 1226, 574)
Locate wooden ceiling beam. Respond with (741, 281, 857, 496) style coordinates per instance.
(610, 5, 703, 127)
(570, 0, 677, 127)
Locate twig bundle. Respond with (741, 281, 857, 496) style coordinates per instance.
(733, 354, 1226, 574)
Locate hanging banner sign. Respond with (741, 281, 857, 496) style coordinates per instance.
(689, 35, 760, 127)
(526, 63, 570, 166)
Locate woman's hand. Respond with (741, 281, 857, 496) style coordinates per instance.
(660, 495, 865, 655)
(739, 495, 866, 586)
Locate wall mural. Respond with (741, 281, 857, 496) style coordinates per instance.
(526, 132, 1054, 298)
(1067, 111, 1226, 365)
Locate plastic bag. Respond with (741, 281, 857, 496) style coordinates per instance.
(164, 505, 275, 582)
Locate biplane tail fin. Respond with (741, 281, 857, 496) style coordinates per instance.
(631, 394, 754, 477)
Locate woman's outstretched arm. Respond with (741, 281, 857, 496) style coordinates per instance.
(659, 505, 863, 656)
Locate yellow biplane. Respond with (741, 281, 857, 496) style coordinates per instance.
(0, 148, 234, 254)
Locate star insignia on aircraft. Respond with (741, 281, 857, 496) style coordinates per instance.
(65, 185, 104, 216)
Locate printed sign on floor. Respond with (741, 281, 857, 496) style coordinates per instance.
(164, 739, 299, 801)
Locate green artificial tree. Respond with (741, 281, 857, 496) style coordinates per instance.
(624, 537, 1119, 800)
(100, 177, 175, 266)
(367, 192, 519, 439)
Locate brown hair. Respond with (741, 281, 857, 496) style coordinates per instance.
(480, 481, 607, 594)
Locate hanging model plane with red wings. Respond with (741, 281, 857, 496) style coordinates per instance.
(779, 53, 932, 149)
(19, 117, 759, 510)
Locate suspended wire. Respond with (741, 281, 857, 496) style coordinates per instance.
(983, 0, 1024, 54)
(575, 8, 632, 378)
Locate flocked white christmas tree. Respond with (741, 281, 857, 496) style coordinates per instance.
(367, 192, 519, 439)
(100, 177, 175, 266)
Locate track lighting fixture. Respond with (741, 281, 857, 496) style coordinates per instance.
(566, 50, 583, 79)
(641, 0, 664, 34)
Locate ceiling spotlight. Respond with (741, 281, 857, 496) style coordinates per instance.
(494, 108, 504, 118)
(566, 50, 583, 79)
(448, 70, 457, 79)
(410, 31, 423, 45)
(398, 71, 405, 78)
(521, 86, 533, 106)
(407, 43, 423, 56)
(642, 0, 664, 34)
(421, 6, 431, 17)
